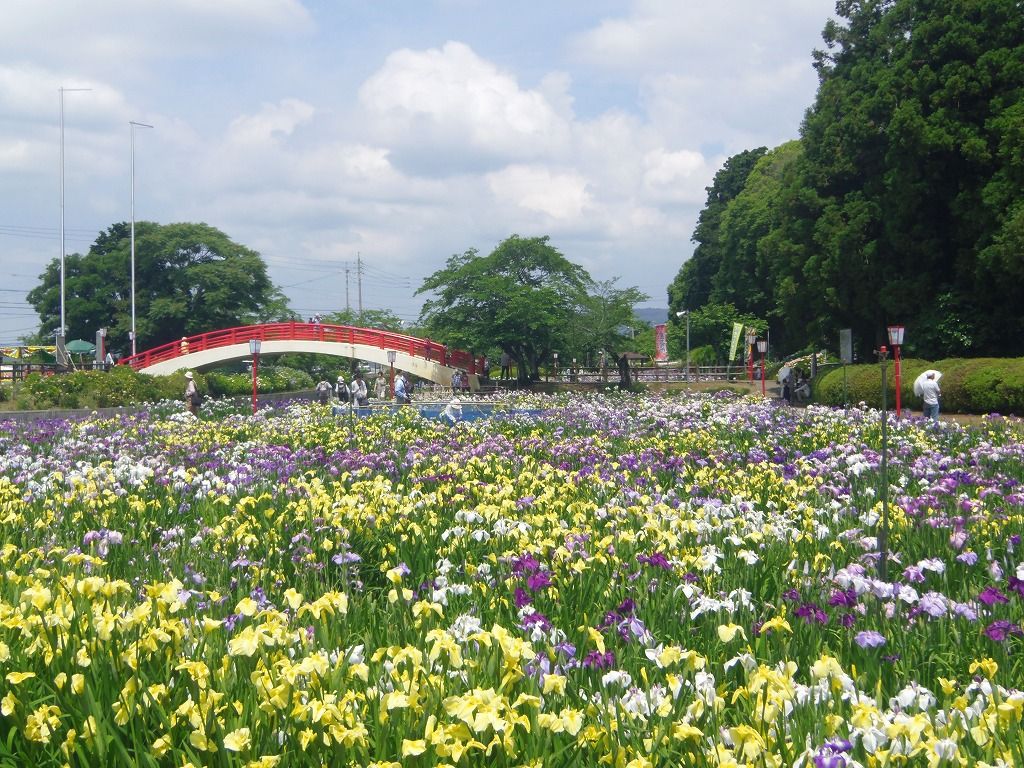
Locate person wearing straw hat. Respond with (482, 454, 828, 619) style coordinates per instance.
(184, 371, 199, 414)
(918, 371, 942, 423)
(441, 397, 463, 424)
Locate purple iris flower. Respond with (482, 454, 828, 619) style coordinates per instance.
(795, 602, 828, 624)
(1009, 576, 1024, 598)
(526, 571, 553, 591)
(978, 586, 1009, 606)
(513, 587, 533, 608)
(955, 551, 978, 566)
(983, 620, 1023, 643)
(828, 589, 858, 608)
(582, 650, 615, 669)
(903, 565, 926, 584)
(854, 630, 886, 648)
(637, 552, 672, 570)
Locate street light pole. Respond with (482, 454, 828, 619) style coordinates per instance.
(887, 325, 905, 418)
(387, 350, 396, 398)
(746, 330, 756, 382)
(878, 344, 890, 581)
(676, 311, 690, 383)
(129, 121, 153, 357)
(757, 340, 768, 396)
(249, 339, 261, 414)
(58, 86, 91, 349)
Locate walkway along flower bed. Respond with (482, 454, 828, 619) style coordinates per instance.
(0, 393, 1022, 767)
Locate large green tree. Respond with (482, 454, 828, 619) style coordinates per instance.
(795, 0, 1024, 356)
(417, 235, 645, 381)
(27, 222, 290, 354)
(668, 147, 767, 315)
(672, 0, 1024, 360)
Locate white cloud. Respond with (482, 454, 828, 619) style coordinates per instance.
(359, 41, 572, 168)
(486, 165, 591, 221)
(226, 99, 315, 145)
(642, 148, 711, 204)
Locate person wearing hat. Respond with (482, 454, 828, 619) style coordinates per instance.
(184, 371, 199, 414)
(920, 371, 941, 422)
(335, 375, 350, 404)
(441, 397, 462, 424)
(350, 370, 369, 408)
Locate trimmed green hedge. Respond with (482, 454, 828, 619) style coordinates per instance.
(11, 364, 316, 411)
(813, 357, 1024, 415)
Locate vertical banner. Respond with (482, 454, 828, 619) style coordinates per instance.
(654, 323, 668, 362)
(839, 329, 853, 365)
(728, 322, 743, 361)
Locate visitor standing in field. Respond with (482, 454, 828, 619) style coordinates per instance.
(395, 373, 411, 404)
(351, 371, 369, 407)
(315, 379, 333, 404)
(920, 371, 942, 422)
(374, 371, 388, 400)
(500, 351, 512, 379)
(184, 371, 199, 415)
(335, 375, 350, 403)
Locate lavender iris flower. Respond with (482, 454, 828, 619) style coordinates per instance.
(854, 630, 886, 648)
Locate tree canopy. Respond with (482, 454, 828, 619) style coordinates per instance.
(670, 0, 1024, 360)
(417, 235, 646, 380)
(27, 222, 290, 353)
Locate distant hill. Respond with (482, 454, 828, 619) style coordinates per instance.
(634, 307, 668, 326)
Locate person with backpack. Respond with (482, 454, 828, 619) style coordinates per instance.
(315, 379, 333, 404)
(335, 375, 350, 404)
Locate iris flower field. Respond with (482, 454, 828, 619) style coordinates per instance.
(0, 392, 1022, 767)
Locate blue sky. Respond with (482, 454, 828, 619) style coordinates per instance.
(0, 0, 836, 344)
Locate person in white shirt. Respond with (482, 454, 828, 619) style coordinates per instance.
(350, 371, 369, 407)
(920, 371, 941, 422)
(184, 371, 199, 414)
(441, 398, 462, 424)
(394, 373, 411, 404)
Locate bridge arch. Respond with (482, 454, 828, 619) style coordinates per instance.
(119, 322, 484, 389)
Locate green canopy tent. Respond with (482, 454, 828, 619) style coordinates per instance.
(65, 339, 96, 355)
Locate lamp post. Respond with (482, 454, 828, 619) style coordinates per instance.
(746, 330, 756, 382)
(58, 86, 91, 350)
(387, 350, 396, 397)
(129, 120, 153, 357)
(877, 344, 890, 581)
(676, 311, 690, 383)
(757, 340, 768, 396)
(887, 325, 905, 418)
(552, 352, 558, 381)
(249, 339, 261, 414)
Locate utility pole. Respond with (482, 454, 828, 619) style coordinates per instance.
(345, 266, 350, 313)
(58, 86, 91, 351)
(357, 252, 363, 321)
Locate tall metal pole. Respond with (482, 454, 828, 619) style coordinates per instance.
(357, 252, 363, 321)
(893, 344, 902, 418)
(879, 346, 890, 581)
(58, 87, 91, 346)
(252, 351, 259, 415)
(685, 312, 690, 384)
(129, 121, 153, 357)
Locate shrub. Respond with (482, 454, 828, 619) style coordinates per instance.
(813, 357, 1024, 415)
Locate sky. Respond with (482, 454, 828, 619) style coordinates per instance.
(0, 0, 837, 344)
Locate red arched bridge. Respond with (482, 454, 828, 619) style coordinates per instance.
(119, 322, 484, 389)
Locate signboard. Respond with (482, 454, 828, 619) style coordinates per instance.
(839, 329, 853, 365)
(654, 324, 668, 362)
(728, 322, 743, 361)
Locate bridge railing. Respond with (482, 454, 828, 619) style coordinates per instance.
(119, 322, 482, 373)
